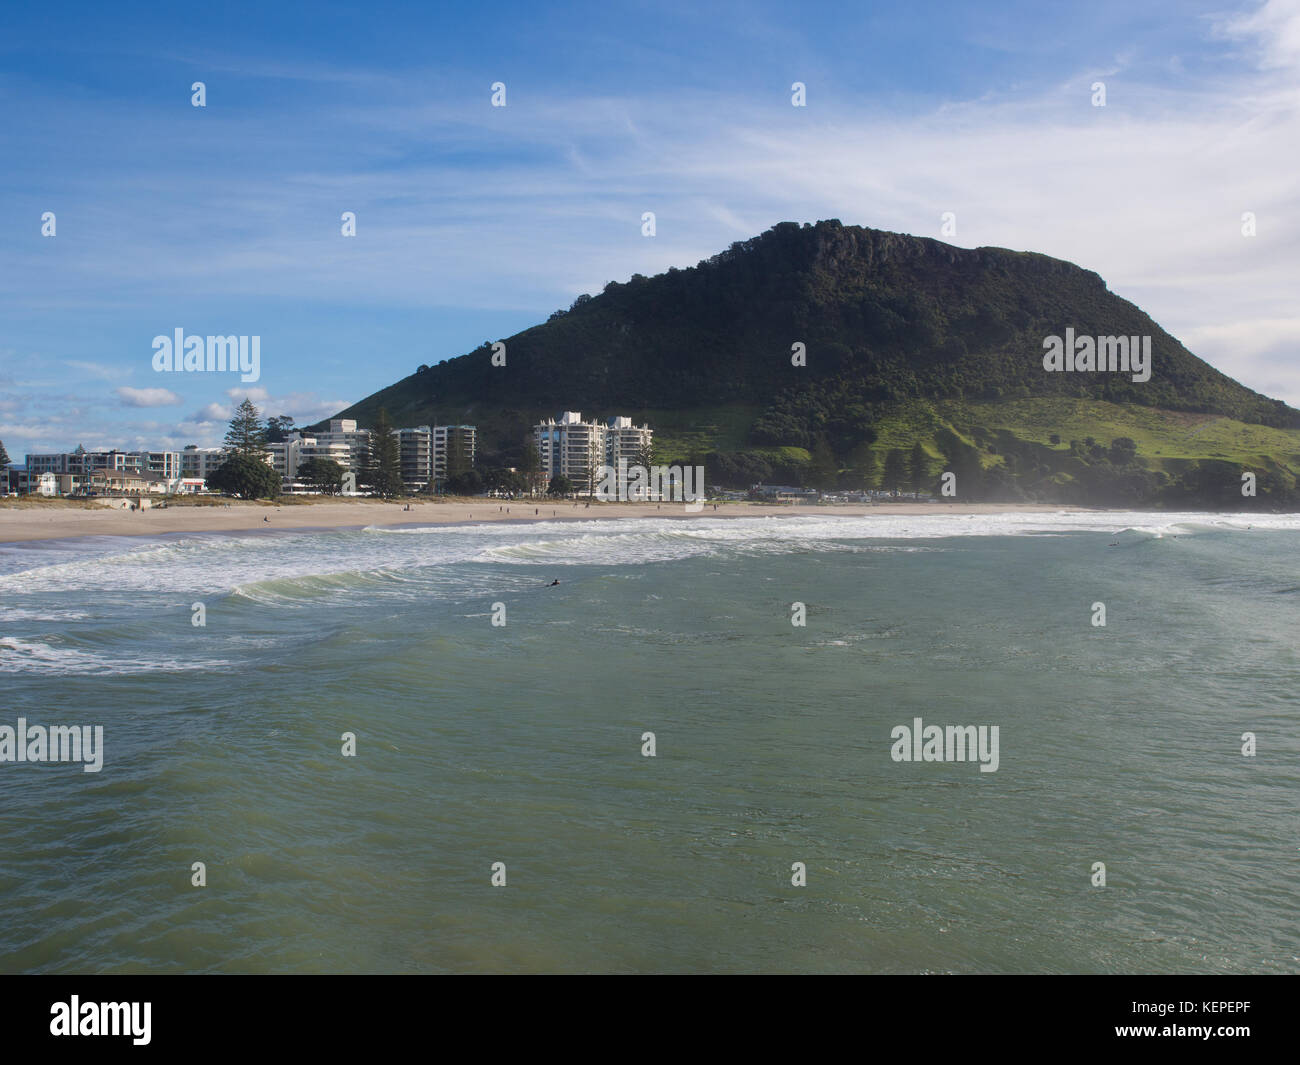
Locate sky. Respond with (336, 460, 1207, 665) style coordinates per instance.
(1, 0, 1298, 460)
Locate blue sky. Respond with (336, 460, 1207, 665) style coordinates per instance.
(2, 0, 1298, 459)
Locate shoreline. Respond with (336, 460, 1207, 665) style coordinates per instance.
(0, 499, 1100, 545)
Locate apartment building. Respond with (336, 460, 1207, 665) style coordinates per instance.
(605, 416, 653, 467)
(533, 412, 653, 488)
(395, 425, 478, 491)
(395, 427, 433, 490)
(26, 449, 182, 479)
(432, 425, 476, 485)
(534, 412, 606, 486)
(134, 451, 182, 479)
(311, 419, 371, 473)
(181, 446, 227, 481)
(269, 434, 353, 487)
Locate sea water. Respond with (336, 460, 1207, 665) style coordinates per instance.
(1, 511, 1298, 973)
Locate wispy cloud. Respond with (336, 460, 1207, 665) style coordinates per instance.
(189, 402, 231, 424)
(115, 386, 182, 407)
(69, 360, 127, 381)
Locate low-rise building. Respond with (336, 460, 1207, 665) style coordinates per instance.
(270, 434, 353, 488)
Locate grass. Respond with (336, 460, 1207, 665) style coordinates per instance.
(629, 404, 761, 460)
(866, 397, 1300, 474)
(0, 497, 100, 509)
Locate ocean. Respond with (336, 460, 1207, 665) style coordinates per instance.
(2, 511, 1298, 973)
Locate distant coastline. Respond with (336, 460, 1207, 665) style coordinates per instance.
(0, 499, 1098, 545)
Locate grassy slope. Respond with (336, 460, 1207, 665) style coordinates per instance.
(635, 397, 1300, 477)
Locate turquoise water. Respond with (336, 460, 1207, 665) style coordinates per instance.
(2, 511, 1298, 973)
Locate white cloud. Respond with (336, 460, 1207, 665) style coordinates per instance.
(190, 402, 232, 423)
(115, 386, 182, 407)
(69, 360, 127, 381)
(1217, 0, 1300, 71)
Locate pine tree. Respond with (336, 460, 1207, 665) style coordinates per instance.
(0, 438, 10, 467)
(265, 414, 296, 443)
(633, 438, 654, 471)
(444, 429, 469, 483)
(224, 398, 267, 456)
(584, 437, 602, 498)
(882, 448, 907, 492)
(366, 408, 403, 498)
(908, 442, 930, 493)
(520, 440, 543, 496)
(807, 438, 838, 491)
(848, 443, 877, 489)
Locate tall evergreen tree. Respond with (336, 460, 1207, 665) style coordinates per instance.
(942, 441, 982, 501)
(225, 398, 268, 455)
(519, 439, 543, 496)
(0, 438, 10, 467)
(848, 442, 877, 489)
(366, 408, 403, 498)
(265, 414, 296, 443)
(584, 438, 602, 498)
(908, 441, 930, 493)
(633, 438, 655, 471)
(807, 438, 838, 490)
(882, 448, 907, 491)
(444, 429, 469, 483)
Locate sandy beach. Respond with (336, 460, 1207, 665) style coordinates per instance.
(0, 499, 1094, 544)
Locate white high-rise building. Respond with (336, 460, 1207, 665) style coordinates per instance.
(533, 412, 652, 491)
(432, 425, 476, 484)
(604, 416, 653, 467)
(394, 425, 478, 490)
(534, 412, 607, 489)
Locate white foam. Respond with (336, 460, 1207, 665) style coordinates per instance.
(0, 636, 229, 676)
(1, 511, 1296, 598)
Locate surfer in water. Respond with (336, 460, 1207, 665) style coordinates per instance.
(548, 579, 560, 587)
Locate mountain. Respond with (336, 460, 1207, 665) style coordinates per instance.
(323, 220, 1300, 506)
